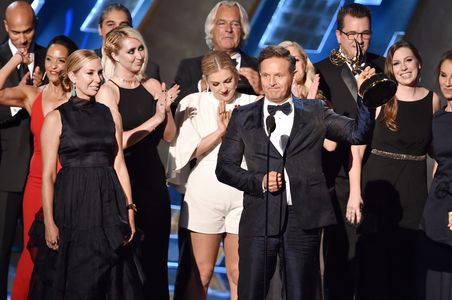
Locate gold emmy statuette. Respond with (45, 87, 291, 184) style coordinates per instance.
(329, 40, 397, 108)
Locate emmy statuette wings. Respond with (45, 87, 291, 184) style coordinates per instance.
(329, 40, 396, 108)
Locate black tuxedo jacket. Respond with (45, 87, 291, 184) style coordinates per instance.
(315, 52, 385, 184)
(94, 48, 161, 82)
(0, 42, 46, 192)
(216, 98, 373, 236)
(173, 50, 258, 105)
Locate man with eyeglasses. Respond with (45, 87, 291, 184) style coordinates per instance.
(314, 3, 385, 300)
(172, 1, 261, 110)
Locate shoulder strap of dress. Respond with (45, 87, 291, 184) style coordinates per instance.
(109, 79, 120, 88)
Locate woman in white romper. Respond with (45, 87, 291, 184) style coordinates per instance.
(168, 51, 257, 299)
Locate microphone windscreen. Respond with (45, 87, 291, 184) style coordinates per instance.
(266, 114, 276, 134)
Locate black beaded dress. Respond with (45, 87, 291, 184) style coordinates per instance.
(357, 92, 433, 300)
(113, 82, 171, 300)
(27, 97, 143, 300)
(419, 107, 452, 300)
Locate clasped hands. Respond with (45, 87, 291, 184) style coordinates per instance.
(155, 83, 180, 119)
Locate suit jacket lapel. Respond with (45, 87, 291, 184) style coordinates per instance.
(340, 65, 357, 102)
(285, 99, 306, 156)
(0, 43, 20, 86)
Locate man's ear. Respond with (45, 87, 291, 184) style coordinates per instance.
(4, 20, 8, 33)
(335, 29, 341, 44)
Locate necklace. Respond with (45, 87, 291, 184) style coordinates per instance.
(113, 76, 139, 85)
(446, 103, 452, 112)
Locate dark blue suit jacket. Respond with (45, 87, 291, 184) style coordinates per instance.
(216, 98, 374, 236)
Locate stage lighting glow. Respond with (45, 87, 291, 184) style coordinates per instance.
(80, 0, 153, 33)
(354, 0, 383, 5)
(31, 0, 45, 14)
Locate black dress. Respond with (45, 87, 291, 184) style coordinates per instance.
(28, 97, 143, 300)
(419, 108, 452, 300)
(357, 92, 433, 300)
(114, 82, 171, 299)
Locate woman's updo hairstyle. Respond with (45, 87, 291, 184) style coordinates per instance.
(102, 25, 148, 82)
(61, 49, 100, 93)
(201, 51, 239, 81)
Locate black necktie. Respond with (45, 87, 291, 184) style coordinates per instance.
(267, 102, 291, 115)
(18, 63, 29, 80)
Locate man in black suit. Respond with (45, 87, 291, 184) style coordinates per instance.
(216, 45, 375, 300)
(173, 1, 261, 107)
(314, 3, 385, 300)
(95, 3, 160, 81)
(0, 1, 45, 298)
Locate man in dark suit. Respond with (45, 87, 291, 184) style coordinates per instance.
(216, 45, 375, 300)
(314, 3, 385, 300)
(173, 1, 261, 107)
(95, 3, 160, 81)
(0, 2, 45, 299)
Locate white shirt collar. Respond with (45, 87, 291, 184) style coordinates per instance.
(230, 52, 242, 70)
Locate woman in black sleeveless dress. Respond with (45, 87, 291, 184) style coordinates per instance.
(28, 50, 143, 299)
(419, 50, 452, 300)
(346, 41, 440, 299)
(97, 25, 178, 300)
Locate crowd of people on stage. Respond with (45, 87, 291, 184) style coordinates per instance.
(0, 1, 451, 300)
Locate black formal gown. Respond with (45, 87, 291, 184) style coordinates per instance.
(419, 107, 452, 300)
(27, 97, 143, 300)
(115, 82, 171, 300)
(357, 92, 433, 300)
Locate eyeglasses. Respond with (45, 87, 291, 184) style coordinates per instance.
(340, 30, 372, 40)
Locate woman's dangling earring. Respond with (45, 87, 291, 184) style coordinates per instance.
(71, 84, 76, 97)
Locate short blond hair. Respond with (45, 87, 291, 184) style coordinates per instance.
(61, 49, 100, 92)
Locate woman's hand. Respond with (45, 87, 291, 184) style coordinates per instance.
(346, 194, 364, 225)
(166, 84, 180, 111)
(45, 221, 59, 251)
(216, 101, 231, 136)
(154, 83, 170, 123)
(307, 74, 320, 99)
(125, 210, 136, 245)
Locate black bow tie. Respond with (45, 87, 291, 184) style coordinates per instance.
(267, 102, 291, 115)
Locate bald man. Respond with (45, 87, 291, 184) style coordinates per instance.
(0, 1, 45, 298)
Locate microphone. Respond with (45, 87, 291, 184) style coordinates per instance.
(264, 113, 276, 298)
(266, 114, 276, 135)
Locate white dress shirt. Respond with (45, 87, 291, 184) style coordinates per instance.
(263, 97, 294, 205)
(230, 52, 242, 71)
